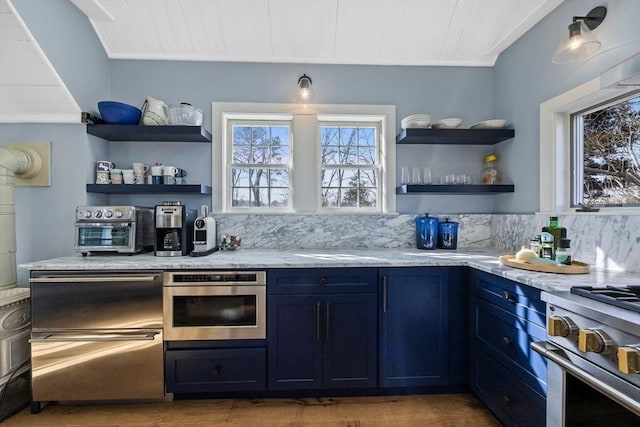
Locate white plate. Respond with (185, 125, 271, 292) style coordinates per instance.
(469, 119, 507, 129)
(431, 118, 462, 129)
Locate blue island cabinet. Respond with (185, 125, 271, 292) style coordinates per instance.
(267, 268, 378, 391)
(378, 267, 468, 389)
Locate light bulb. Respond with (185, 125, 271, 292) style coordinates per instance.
(297, 74, 313, 101)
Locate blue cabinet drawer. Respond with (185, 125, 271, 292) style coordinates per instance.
(472, 270, 545, 328)
(473, 298, 547, 394)
(166, 348, 266, 393)
(268, 268, 377, 294)
(473, 348, 545, 427)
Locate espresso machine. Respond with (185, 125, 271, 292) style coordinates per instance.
(154, 201, 196, 256)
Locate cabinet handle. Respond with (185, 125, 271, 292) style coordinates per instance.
(319, 278, 328, 285)
(325, 303, 330, 343)
(316, 302, 322, 342)
(502, 291, 515, 302)
(501, 336, 512, 346)
(383, 276, 388, 313)
(211, 366, 221, 377)
(502, 395, 512, 405)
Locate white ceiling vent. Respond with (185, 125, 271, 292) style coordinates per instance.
(0, 0, 81, 123)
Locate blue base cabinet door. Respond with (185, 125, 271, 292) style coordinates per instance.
(379, 267, 449, 388)
(268, 295, 324, 390)
(268, 293, 377, 390)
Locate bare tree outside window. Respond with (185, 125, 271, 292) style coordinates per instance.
(576, 93, 640, 207)
(231, 123, 290, 208)
(320, 125, 378, 208)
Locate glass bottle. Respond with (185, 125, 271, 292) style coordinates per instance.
(556, 238, 572, 265)
(542, 216, 566, 259)
(481, 154, 498, 184)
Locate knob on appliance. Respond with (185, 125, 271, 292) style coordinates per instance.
(578, 329, 611, 353)
(548, 316, 577, 337)
(105, 210, 113, 218)
(95, 211, 103, 218)
(617, 346, 640, 374)
(115, 210, 123, 218)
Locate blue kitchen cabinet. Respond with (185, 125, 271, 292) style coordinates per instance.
(378, 267, 464, 388)
(267, 269, 378, 391)
(470, 269, 547, 427)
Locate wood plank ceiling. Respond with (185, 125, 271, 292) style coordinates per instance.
(73, 0, 564, 66)
(0, 0, 564, 123)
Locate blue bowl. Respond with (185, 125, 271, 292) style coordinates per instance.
(98, 101, 142, 124)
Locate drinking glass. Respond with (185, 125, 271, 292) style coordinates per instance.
(401, 167, 410, 184)
(411, 167, 421, 185)
(422, 167, 432, 184)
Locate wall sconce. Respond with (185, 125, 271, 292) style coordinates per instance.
(297, 74, 313, 100)
(552, 6, 607, 64)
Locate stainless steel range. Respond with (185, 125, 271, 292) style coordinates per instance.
(532, 286, 640, 426)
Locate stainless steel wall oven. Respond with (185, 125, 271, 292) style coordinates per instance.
(532, 287, 640, 426)
(163, 271, 266, 341)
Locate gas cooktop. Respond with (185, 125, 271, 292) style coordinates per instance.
(571, 286, 640, 313)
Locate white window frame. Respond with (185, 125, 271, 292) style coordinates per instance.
(212, 102, 396, 214)
(317, 116, 382, 213)
(226, 118, 294, 213)
(540, 77, 640, 214)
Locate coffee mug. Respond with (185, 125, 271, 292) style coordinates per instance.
(174, 168, 187, 178)
(96, 160, 115, 172)
(163, 174, 176, 185)
(163, 165, 178, 177)
(132, 162, 149, 184)
(95, 171, 110, 184)
(122, 169, 135, 184)
(110, 169, 123, 184)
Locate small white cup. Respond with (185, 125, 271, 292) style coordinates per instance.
(122, 169, 135, 184)
(132, 162, 149, 184)
(163, 174, 176, 185)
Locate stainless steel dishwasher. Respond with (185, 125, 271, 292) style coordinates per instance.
(29, 271, 164, 413)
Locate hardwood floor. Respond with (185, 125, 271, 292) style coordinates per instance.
(4, 394, 500, 426)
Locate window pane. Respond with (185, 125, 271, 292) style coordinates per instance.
(251, 188, 269, 207)
(358, 146, 376, 165)
(252, 126, 269, 145)
(340, 169, 358, 188)
(271, 145, 289, 163)
(270, 168, 289, 187)
(232, 126, 251, 145)
(232, 187, 250, 207)
(339, 145, 358, 165)
(270, 188, 289, 207)
(252, 146, 271, 164)
(251, 168, 269, 187)
(232, 145, 251, 163)
(321, 169, 340, 187)
(339, 127, 357, 147)
(321, 127, 339, 146)
(577, 94, 640, 206)
(360, 189, 377, 207)
(321, 145, 339, 165)
(358, 127, 375, 146)
(322, 188, 339, 207)
(359, 168, 378, 187)
(271, 126, 289, 145)
(232, 168, 250, 186)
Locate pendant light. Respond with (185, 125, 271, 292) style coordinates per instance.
(552, 6, 607, 64)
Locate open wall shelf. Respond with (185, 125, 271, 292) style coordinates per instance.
(87, 184, 212, 195)
(396, 128, 514, 145)
(87, 124, 212, 142)
(397, 184, 514, 194)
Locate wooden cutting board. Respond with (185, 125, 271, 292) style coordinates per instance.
(499, 255, 590, 274)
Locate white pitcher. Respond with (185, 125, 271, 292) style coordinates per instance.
(142, 96, 168, 125)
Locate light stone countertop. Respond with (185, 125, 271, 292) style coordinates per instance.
(19, 248, 640, 293)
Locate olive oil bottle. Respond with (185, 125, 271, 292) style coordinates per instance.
(542, 216, 566, 259)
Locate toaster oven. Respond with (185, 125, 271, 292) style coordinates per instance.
(74, 206, 154, 255)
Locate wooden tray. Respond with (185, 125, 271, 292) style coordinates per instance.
(499, 255, 590, 274)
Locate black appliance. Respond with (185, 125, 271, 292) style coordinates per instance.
(154, 202, 196, 257)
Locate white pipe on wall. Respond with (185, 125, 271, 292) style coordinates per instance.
(0, 147, 40, 290)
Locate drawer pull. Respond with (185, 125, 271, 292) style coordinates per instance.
(501, 336, 512, 346)
(502, 395, 512, 405)
(211, 366, 221, 377)
(502, 291, 515, 302)
(319, 278, 328, 285)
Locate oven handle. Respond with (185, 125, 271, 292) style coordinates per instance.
(75, 222, 133, 227)
(30, 274, 159, 283)
(30, 332, 159, 343)
(531, 341, 640, 415)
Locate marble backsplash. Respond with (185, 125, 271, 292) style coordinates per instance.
(213, 212, 640, 272)
(214, 213, 492, 250)
(491, 213, 640, 273)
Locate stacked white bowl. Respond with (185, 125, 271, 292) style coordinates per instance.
(401, 114, 431, 129)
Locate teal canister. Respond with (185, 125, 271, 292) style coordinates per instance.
(415, 214, 439, 250)
(437, 218, 459, 249)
